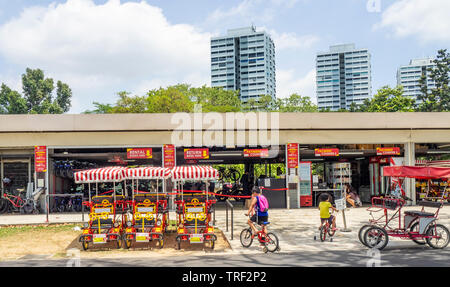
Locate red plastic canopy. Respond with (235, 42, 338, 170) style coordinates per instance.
(383, 166, 450, 179)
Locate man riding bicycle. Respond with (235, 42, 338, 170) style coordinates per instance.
(245, 187, 269, 236)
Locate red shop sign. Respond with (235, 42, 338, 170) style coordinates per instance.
(34, 146, 47, 172)
(127, 148, 152, 159)
(164, 145, 175, 169)
(184, 148, 209, 160)
(243, 149, 269, 158)
(287, 143, 299, 168)
(377, 147, 400, 156)
(315, 148, 339, 157)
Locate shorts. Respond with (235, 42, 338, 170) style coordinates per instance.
(320, 215, 334, 225)
(250, 214, 268, 225)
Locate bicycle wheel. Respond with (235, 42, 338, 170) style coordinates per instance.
(0, 199, 8, 214)
(230, 170, 241, 182)
(409, 222, 426, 245)
(425, 224, 450, 249)
(358, 224, 373, 247)
(265, 232, 279, 252)
(319, 226, 327, 242)
(364, 226, 389, 250)
(240, 228, 253, 248)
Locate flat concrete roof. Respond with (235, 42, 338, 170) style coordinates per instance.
(0, 113, 449, 132)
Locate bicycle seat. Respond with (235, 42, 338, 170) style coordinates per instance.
(261, 222, 270, 226)
(404, 210, 434, 217)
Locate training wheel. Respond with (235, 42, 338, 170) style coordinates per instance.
(330, 238, 333, 242)
(314, 236, 317, 241)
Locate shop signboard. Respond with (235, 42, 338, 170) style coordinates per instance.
(127, 148, 152, 159)
(376, 147, 400, 156)
(315, 148, 339, 157)
(34, 146, 47, 172)
(163, 144, 175, 169)
(287, 143, 299, 168)
(243, 149, 269, 158)
(184, 148, 209, 160)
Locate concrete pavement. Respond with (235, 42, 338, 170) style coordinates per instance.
(1, 204, 449, 266)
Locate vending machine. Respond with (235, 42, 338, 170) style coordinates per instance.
(298, 161, 312, 207)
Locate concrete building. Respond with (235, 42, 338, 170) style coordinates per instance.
(316, 44, 372, 111)
(397, 58, 436, 103)
(1, 113, 450, 208)
(210, 26, 276, 102)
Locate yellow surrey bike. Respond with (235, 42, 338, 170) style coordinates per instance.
(172, 166, 218, 250)
(122, 167, 171, 249)
(75, 167, 128, 251)
(123, 194, 168, 249)
(80, 196, 123, 250)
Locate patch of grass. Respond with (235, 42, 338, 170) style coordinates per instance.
(0, 224, 81, 239)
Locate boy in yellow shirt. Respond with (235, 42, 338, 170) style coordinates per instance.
(318, 193, 337, 231)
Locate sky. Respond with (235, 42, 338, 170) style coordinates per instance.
(0, 0, 449, 113)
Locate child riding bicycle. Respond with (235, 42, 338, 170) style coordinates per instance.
(245, 187, 269, 236)
(318, 193, 337, 231)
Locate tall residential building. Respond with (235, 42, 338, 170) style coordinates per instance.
(397, 58, 436, 103)
(316, 44, 372, 111)
(210, 26, 276, 102)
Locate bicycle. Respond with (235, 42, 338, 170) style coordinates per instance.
(1, 192, 39, 214)
(314, 210, 338, 242)
(240, 214, 280, 253)
(218, 167, 241, 183)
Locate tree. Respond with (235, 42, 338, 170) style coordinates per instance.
(276, 94, 318, 112)
(0, 68, 72, 114)
(241, 94, 318, 112)
(87, 85, 242, 114)
(0, 84, 27, 114)
(417, 49, 450, 112)
(190, 86, 241, 112)
(354, 86, 415, 112)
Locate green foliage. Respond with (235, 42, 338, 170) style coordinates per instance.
(353, 86, 415, 112)
(417, 49, 450, 112)
(241, 94, 318, 112)
(0, 68, 72, 114)
(0, 84, 27, 114)
(89, 85, 319, 114)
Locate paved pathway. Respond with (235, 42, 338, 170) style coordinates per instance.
(1, 204, 449, 266)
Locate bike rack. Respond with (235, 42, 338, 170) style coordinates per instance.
(45, 193, 85, 223)
(225, 199, 234, 240)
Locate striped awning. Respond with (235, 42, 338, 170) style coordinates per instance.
(126, 167, 171, 180)
(171, 166, 219, 181)
(74, 167, 127, 183)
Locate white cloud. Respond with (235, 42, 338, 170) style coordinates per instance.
(0, 0, 212, 112)
(375, 0, 450, 43)
(206, 0, 300, 25)
(267, 29, 319, 50)
(276, 69, 316, 102)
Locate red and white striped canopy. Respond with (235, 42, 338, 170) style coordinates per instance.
(171, 165, 219, 181)
(74, 167, 127, 183)
(126, 167, 171, 180)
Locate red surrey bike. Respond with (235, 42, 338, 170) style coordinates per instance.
(359, 166, 450, 250)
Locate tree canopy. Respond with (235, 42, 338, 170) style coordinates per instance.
(354, 86, 416, 112)
(0, 68, 72, 114)
(417, 49, 450, 112)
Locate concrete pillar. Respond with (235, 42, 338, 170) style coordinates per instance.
(404, 141, 416, 205)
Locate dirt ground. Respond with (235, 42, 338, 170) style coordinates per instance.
(0, 224, 231, 261)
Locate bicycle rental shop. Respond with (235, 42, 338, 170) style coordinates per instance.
(0, 113, 450, 215)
